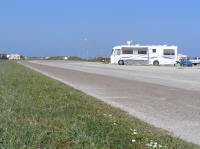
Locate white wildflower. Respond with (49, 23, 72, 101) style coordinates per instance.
(158, 144, 162, 148)
(131, 139, 136, 143)
(150, 141, 154, 145)
(146, 144, 152, 147)
(153, 144, 157, 148)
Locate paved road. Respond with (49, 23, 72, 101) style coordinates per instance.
(20, 60, 200, 145)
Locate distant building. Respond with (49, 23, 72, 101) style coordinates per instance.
(0, 53, 8, 59)
(7, 54, 21, 60)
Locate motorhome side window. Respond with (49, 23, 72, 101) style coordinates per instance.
(153, 49, 156, 53)
(122, 50, 133, 54)
(163, 49, 175, 55)
(138, 50, 147, 54)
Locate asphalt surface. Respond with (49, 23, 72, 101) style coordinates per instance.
(20, 60, 200, 145)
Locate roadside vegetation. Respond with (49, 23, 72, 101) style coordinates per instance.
(0, 61, 199, 149)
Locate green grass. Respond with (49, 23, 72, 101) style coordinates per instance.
(0, 61, 199, 149)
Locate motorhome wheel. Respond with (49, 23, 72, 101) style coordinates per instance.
(118, 60, 124, 65)
(153, 60, 159, 66)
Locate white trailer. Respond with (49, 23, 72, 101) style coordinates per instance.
(190, 57, 200, 65)
(110, 41, 178, 65)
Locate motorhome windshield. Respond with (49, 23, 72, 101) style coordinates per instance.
(113, 49, 121, 55)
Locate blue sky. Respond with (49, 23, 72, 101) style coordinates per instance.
(0, 0, 200, 57)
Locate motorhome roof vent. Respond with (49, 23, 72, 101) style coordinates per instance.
(127, 40, 132, 46)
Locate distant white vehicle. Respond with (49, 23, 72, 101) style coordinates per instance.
(178, 54, 188, 60)
(190, 57, 200, 65)
(64, 56, 68, 60)
(110, 41, 178, 65)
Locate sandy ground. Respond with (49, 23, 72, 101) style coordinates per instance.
(20, 60, 200, 145)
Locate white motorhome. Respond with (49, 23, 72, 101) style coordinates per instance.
(110, 41, 178, 65)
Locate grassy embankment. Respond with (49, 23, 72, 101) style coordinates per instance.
(0, 61, 199, 149)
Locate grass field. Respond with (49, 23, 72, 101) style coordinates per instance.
(0, 61, 199, 149)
